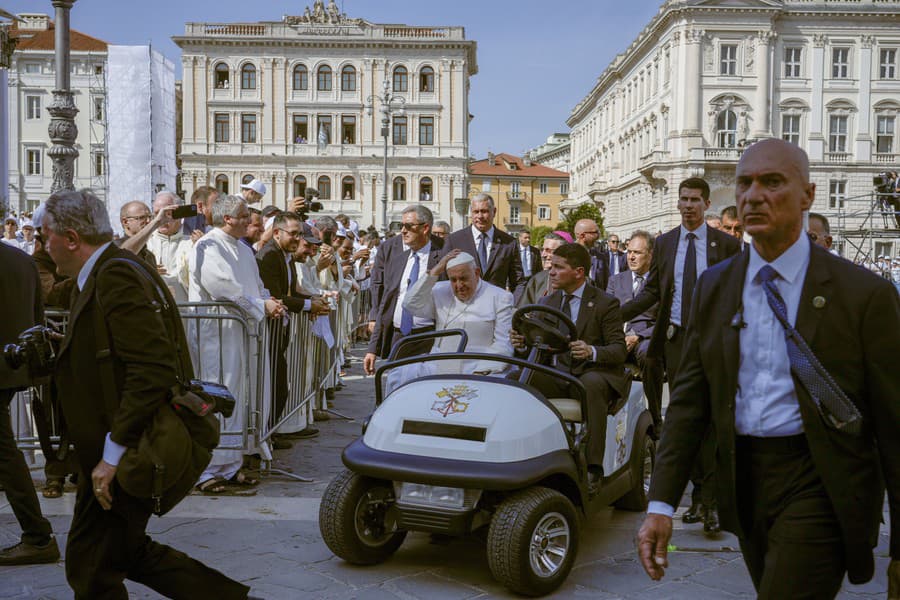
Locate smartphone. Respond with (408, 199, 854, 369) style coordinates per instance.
(172, 204, 198, 219)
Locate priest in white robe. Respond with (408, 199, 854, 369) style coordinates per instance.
(388, 251, 514, 391)
(146, 192, 194, 302)
(188, 194, 285, 492)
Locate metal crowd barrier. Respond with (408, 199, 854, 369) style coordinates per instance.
(13, 300, 345, 484)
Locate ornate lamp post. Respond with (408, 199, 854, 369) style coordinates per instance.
(365, 70, 405, 234)
(48, 0, 78, 193)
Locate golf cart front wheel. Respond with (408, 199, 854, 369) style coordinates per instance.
(487, 487, 579, 596)
(319, 469, 407, 565)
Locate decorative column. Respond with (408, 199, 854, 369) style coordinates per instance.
(682, 27, 704, 137)
(856, 35, 874, 162)
(48, 0, 78, 193)
(753, 31, 776, 138)
(808, 34, 827, 161)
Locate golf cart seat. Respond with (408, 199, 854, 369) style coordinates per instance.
(546, 398, 582, 422)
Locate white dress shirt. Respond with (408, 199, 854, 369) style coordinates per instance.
(670, 222, 709, 326)
(648, 234, 811, 519)
(392, 241, 434, 329)
(561, 281, 599, 363)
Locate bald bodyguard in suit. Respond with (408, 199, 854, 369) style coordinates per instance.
(637, 139, 900, 599)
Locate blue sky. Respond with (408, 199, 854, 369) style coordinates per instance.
(7, 0, 663, 158)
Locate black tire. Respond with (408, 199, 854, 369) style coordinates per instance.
(614, 428, 656, 511)
(487, 487, 579, 597)
(318, 469, 407, 565)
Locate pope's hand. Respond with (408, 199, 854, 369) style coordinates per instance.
(430, 249, 462, 277)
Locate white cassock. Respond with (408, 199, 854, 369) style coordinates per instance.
(188, 227, 272, 483)
(146, 230, 193, 302)
(386, 275, 514, 392)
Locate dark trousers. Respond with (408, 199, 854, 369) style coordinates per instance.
(529, 369, 615, 468)
(268, 323, 290, 425)
(0, 389, 52, 546)
(632, 338, 664, 432)
(665, 330, 716, 507)
(735, 435, 845, 599)
(65, 475, 249, 600)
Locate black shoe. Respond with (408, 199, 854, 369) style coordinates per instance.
(0, 539, 60, 566)
(682, 503, 705, 524)
(325, 388, 336, 401)
(703, 505, 721, 533)
(280, 427, 320, 440)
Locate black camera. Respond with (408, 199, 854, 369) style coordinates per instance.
(298, 187, 324, 220)
(874, 172, 895, 193)
(4, 325, 58, 379)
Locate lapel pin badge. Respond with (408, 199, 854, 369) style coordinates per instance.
(588, 301, 594, 308)
(711, 241, 717, 248)
(813, 296, 826, 309)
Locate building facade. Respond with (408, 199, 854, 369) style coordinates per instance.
(526, 133, 571, 173)
(7, 13, 108, 213)
(173, 0, 477, 231)
(566, 0, 900, 257)
(468, 153, 569, 234)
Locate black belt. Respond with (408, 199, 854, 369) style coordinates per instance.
(736, 434, 808, 454)
(393, 325, 435, 337)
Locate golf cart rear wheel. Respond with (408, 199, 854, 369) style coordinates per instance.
(319, 469, 406, 565)
(487, 487, 579, 596)
(614, 428, 656, 511)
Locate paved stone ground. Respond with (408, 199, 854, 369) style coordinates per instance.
(1, 346, 891, 599)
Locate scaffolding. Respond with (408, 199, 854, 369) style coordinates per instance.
(87, 50, 109, 202)
(829, 189, 900, 265)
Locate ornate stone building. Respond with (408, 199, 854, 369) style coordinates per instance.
(526, 133, 571, 173)
(566, 0, 900, 257)
(173, 0, 477, 230)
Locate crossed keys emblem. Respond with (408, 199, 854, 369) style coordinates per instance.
(431, 384, 478, 418)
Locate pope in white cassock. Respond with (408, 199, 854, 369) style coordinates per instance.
(188, 195, 285, 493)
(389, 251, 514, 389)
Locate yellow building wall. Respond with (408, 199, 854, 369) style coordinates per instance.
(470, 176, 568, 234)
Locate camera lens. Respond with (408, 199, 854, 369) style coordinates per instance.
(3, 343, 24, 370)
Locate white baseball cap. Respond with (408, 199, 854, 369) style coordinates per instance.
(240, 179, 267, 197)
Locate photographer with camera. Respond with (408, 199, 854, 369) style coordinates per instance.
(875, 171, 900, 228)
(0, 242, 59, 566)
(41, 190, 253, 599)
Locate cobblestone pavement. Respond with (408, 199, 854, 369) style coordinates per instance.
(1, 346, 891, 599)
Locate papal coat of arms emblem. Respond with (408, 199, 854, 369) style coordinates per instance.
(431, 384, 478, 417)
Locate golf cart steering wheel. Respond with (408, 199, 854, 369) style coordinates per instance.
(512, 305, 577, 354)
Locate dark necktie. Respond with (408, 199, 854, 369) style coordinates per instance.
(478, 233, 489, 272)
(633, 274, 644, 297)
(681, 232, 697, 326)
(610, 252, 617, 275)
(521, 247, 530, 275)
(399, 251, 421, 335)
(561, 293, 575, 321)
(756, 265, 862, 435)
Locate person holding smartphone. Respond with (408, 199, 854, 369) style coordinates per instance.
(144, 191, 196, 301)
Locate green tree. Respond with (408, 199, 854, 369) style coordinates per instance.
(556, 202, 605, 237)
(529, 225, 554, 248)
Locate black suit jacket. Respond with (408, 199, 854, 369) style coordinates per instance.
(54, 245, 181, 476)
(587, 247, 610, 291)
(518, 244, 542, 278)
(0, 244, 43, 390)
(648, 244, 900, 583)
(256, 239, 310, 313)
(539, 285, 627, 397)
(367, 236, 443, 358)
(620, 225, 741, 357)
(597, 249, 627, 289)
(606, 270, 656, 340)
(443, 227, 524, 295)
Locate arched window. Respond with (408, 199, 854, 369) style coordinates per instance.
(716, 110, 737, 148)
(419, 177, 433, 201)
(393, 177, 407, 201)
(215, 174, 229, 194)
(317, 65, 332, 91)
(342, 176, 355, 200)
(214, 63, 230, 89)
(292, 64, 308, 90)
(419, 66, 435, 92)
(317, 176, 331, 200)
(392, 66, 408, 92)
(340, 65, 356, 92)
(293, 175, 307, 198)
(240, 63, 256, 90)
(241, 174, 255, 185)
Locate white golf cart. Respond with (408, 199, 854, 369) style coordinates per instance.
(319, 305, 655, 596)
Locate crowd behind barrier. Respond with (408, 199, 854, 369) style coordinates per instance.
(11, 299, 346, 475)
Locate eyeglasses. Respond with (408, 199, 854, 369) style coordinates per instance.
(278, 228, 302, 238)
(609, 239, 619, 244)
(123, 215, 151, 223)
(400, 222, 424, 231)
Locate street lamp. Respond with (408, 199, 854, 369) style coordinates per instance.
(365, 70, 405, 234)
(48, 0, 79, 193)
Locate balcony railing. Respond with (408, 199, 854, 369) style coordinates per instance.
(825, 152, 851, 163)
(502, 216, 531, 228)
(506, 191, 528, 202)
(702, 147, 743, 160)
(874, 152, 897, 164)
